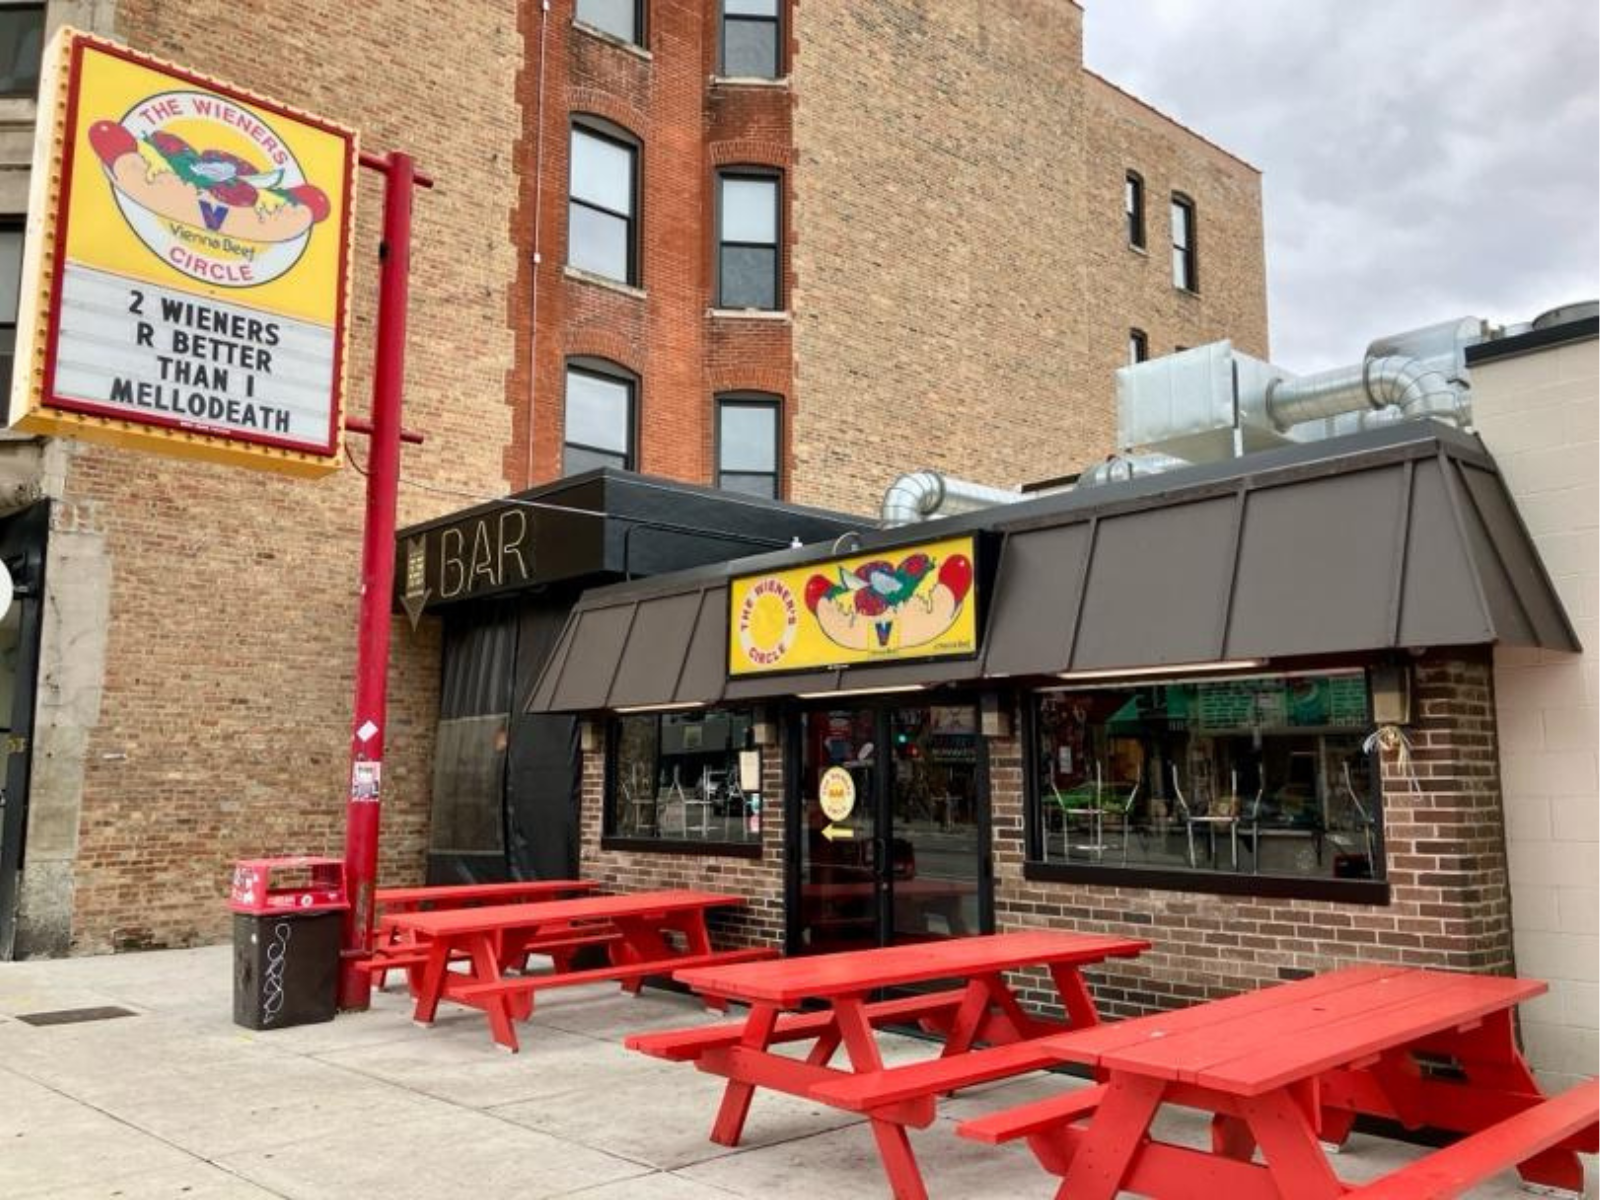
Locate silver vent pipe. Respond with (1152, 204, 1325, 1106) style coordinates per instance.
(879, 470, 1020, 527)
(1075, 450, 1191, 488)
(1263, 354, 1468, 431)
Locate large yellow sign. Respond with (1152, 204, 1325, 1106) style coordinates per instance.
(7, 30, 356, 476)
(728, 535, 978, 676)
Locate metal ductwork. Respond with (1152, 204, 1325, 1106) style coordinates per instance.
(1075, 451, 1190, 489)
(1113, 317, 1492, 481)
(879, 470, 1020, 527)
(1264, 354, 1466, 430)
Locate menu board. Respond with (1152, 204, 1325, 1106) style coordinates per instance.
(1196, 674, 1366, 733)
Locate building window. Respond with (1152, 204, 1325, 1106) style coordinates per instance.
(575, 0, 641, 44)
(563, 360, 636, 474)
(720, 0, 781, 78)
(568, 119, 639, 285)
(1171, 193, 1198, 291)
(608, 708, 761, 845)
(1125, 171, 1145, 249)
(1128, 328, 1148, 365)
(0, 5, 43, 98)
(0, 226, 22, 401)
(717, 171, 781, 310)
(1030, 670, 1382, 888)
(717, 394, 780, 498)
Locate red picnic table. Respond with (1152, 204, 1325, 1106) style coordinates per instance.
(375, 878, 598, 917)
(957, 964, 1599, 1200)
(387, 889, 773, 1053)
(629, 929, 1149, 1200)
(364, 879, 601, 987)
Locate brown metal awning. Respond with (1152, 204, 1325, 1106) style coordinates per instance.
(527, 425, 1579, 714)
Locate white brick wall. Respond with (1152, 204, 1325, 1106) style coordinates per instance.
(1472, 333, 1599, 1092)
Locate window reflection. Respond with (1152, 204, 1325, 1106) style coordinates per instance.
(610, 708, 761, 843)
(1033, 671, 1380, 881)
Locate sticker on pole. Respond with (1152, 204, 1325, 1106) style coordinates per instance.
(350, 760, 381, 803)
(6, 29, 356, 477)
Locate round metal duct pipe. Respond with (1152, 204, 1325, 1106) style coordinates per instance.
(1075, 451, 1191, 488)
(879, 470, 1020, 527)
(1264, 354, 1467, 430)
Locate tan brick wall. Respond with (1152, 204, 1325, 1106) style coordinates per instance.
(1473, 334, 1599, 1091)
(1081, 73, 1269, 377)
(791, 1, 1093, 516)
(17, 1, 526, 952)
(6, 0, 1271, 954)
(790, 3, 1267, 517)
(991, 655, 1516, 1019)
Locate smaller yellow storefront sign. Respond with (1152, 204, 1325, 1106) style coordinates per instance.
(728, 535, 978, 676)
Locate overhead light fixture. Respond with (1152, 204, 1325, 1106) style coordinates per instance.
(1052, 659, 1268, 684)
(795, 684, 927, 700)
(613, 700, 707, 714)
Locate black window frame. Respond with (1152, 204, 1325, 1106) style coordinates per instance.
(715, 392, 782, 499)
(562, 357, 637, 475)
(601, 708, 764, 857)
(1128, 328, 1148, 366)
(1125, 170, 1145, 249)
(574, 0, 645, 46)
(0, 4, 44, 100)
(1171, 192, 1198, 293)
(716, 167, 783, 311)
(0, 222, 23, 405)
(719, 0, 782, 79)
(1020, 670, 1390, 905)
(567, 115, 641, 287)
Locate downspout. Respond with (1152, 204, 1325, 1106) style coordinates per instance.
(523, 0, 551, 488)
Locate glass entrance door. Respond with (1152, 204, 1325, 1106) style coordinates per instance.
(792, 703, 987, 954)
(887, 705, 983, 943)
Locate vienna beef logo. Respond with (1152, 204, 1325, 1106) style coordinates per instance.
(87, 90, 332, 288)
(737, 578, 799, 668)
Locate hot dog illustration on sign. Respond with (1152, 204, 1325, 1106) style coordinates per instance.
(86, 92, 333, 288)
(803, 551, 973, 653)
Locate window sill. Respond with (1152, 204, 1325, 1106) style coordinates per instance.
(600, 836, 763, 859)
(708, 307, 790, 321)
(1021, 859, 1391, 905)
(0, 96, 38, 125)
(1174, 285, 1202, 299)
(1127, 243, 1148, 257)
(565, 265, 647, 300)
(710, 74, 790, 89)
(572, 19, 652, 61)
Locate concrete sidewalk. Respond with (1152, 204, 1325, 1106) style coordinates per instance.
(0, 945, 1592, 1199)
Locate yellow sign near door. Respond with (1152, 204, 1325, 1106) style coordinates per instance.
(728, 535, 978, 676)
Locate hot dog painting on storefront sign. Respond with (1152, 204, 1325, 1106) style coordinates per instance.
(728, 536, 980, 676)
(6, 29, 355, 477)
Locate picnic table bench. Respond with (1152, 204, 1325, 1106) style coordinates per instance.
(358, 879, 603, 987)
(956, 964, 1598, 1200)
(388, 889, 773, 1053)
(629, 929, 1149, 1200)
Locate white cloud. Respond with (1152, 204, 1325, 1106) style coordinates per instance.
(1083, 0, 1600, 369)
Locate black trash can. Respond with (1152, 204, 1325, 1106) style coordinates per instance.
(229, 857, 348, 1030)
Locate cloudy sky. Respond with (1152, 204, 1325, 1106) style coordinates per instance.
(1083, 0, 1600, 371)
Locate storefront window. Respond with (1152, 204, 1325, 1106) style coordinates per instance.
(608, 708, 761, 845)
(1031, 671, 1381, 884)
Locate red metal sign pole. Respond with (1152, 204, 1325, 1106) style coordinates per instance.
(337, 150, 430, 1011)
